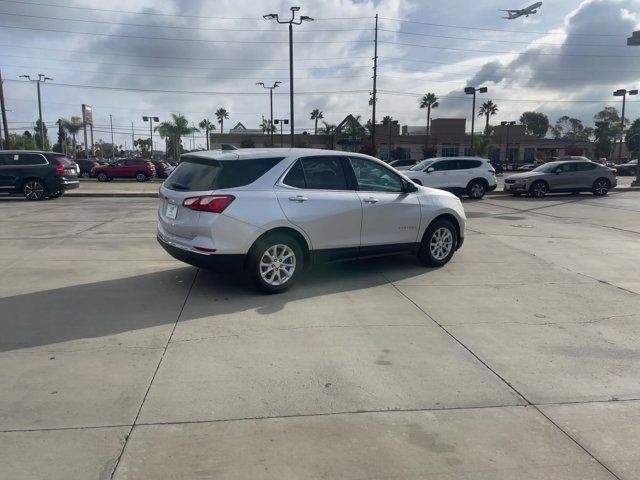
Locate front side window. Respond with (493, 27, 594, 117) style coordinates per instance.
(558, 163, 576, 173)
(348, 157, 403, 193)
(409, 159, 435, 172)
(431, 160, 452, 171)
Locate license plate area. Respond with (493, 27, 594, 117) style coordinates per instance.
(166, 203, 178, 220)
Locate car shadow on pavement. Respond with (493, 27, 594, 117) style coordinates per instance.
(0, 257, 427, 353)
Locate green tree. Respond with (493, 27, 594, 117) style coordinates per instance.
(593, 107, 625, 159)
(134, 138, 152, 156)
(519, 111, 549, 138)
(215, 108, 229, 134)
(62, 116, 84, 160)
(259, 117, 276, 134)
(478, 100, 498, 136)
(199, 118, 215, 150)
(625, 118, 640, 158)
(155, 114, 198, 163)
(310, 109, 324, 135)
(550, 116, 592, 141)
(419, 93, 438, 147)
(33, 119, 50, 150)
(10, 131, 37, 150)
(381, 115, 394, 125)
(53, 119, 67, 154)
(473, 137, 495, 158)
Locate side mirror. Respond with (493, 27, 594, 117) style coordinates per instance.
(402, 180, 418, 193)
(426, 167, 435, 173)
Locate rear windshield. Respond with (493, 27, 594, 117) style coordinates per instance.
(167, 156, 284, 191)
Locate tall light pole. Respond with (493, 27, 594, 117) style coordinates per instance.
(274, 119, 289, 147)
(143, 115, 159, 158)
(109, 114, 115, 161)
(20, 73, 53, 150)
(264, 7, 314, 148)
(501, 121, 516, 167)
(464, 86, 487, 155)
(613, 89, 637, 161)
(256, 81, 281, 146)
(627, 33, 640, 186)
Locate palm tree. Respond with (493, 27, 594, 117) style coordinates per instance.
(155, 114, 198, 163)
(310, 109, 324, 135)
(199, 119, 215, 150)
(62, 116, 84, 160)
(473, 137, 495, 158)
(381, 115, 394, 125)
(419, 93, 439, 148)
(478, 101, 498, 137)
(215, 108, 229, 134)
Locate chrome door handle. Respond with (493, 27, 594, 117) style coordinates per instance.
(364, 197, 379, 204)
(289, 195, 308, 202)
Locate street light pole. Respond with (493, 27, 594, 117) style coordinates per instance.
(20, 74, 53, 150)
(264, 7, 314, 148)
(464, 86, 487, 155)
(501, 121, 516, 168)
(143, 115, 159, 158)
(256, 81, 281, 146)
(613, 89, 637, 161)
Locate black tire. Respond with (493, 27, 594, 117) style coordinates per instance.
(97, 172, 109, 182)
(248, 233, 303, 294)
(135, 172, 148, 182)
(466, 179, 487, 199)
(48, 190, 64, 199)
(80, 171, 91, 179)
(23, 179, 48, 201)
(592, 177, 610, 196)
(630, 168, 636, 176)
(418, 219, 458, 267)
(529, 180, 548, 198)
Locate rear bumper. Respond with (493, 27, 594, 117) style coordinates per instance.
(61, 179, 80, 191)
(157, 233, 245, 272)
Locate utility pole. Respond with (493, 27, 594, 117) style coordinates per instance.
(464, 86, 487, 155)
(131, 122, 135, 154)
(371, 13, 379, 153)
(109, 114, 115, 161)
(142, 116, 159, 158)
(20, 74, 52, 150)
(82, 104, 89, 159)
(274, 119, 289, 147)
(0, 69, 10, 149)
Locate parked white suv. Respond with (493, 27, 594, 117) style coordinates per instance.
(157, 149, 466, 293)
(405, 157, 497, 199)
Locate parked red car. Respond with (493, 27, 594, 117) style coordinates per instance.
(92, 158, 156, 182)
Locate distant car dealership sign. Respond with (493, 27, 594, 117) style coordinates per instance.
(82, 104, 93, 126)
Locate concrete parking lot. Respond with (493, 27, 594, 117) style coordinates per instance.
(1, 192, 640, 479)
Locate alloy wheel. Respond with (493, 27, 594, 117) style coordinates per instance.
(429, 227, 453, 261)
(594, 179, 609, 196)
(24, 181, 45, 200)
(531, 182, 547, 198)
(470, 182, 485, 199)
(259, 244, 296, 286)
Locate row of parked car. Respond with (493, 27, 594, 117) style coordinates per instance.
(74, 157, 175, 181)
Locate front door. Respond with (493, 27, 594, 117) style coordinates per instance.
(275, 156, 362, 260)
(422, 159, 455, 189)
(348, 157, 421, 251)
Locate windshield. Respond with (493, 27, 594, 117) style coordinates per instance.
(409, 159, 434, 171)
(532, 162, 560, 173)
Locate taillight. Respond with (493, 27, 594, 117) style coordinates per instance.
(183, 195, 235, 213)
(489, 170, 496, 176)
(52, 157, 65, 176)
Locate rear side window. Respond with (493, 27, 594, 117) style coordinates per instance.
(575, 162, 597, 171)
(10, 153, 47, 166)
(283, 161, 306, 188)
(293, 157, 350, 190)
(167, 156, 284, 191)
(458, 160, 482, 169)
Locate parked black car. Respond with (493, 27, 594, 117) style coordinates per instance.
(0, 151, 79, 200)
(150, 159, 174, 178)
(615, 159, 637, 176)
(75, 158, 100, 178)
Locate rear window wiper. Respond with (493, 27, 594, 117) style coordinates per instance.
(170, 182, 190, 190)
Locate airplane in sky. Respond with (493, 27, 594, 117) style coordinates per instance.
(500, 2, 543, 19)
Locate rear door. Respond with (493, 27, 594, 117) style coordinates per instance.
(574, 162, 598, 188)
(275, 156, 362, 257)
(109, 160, 126, 177)
(348, 157, 421, 250)
(551, 162, 579, 190)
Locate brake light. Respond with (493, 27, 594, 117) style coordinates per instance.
(489, 169, 496, 176)
(183, 195, 235, 213)
(52, 157, 65, 176)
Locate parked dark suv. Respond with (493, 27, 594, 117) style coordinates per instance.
(92, 158, 156, 182)
(75, 158, 101, 178)
(0, 151, 79, 200)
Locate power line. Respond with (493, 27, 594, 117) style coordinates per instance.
(0, 23, 373, 44)
(0, 53, 372, 72)
(0, 11, 373, 34)
(379, 16, 625, 37)
(379, 40, 639, 58)
(0, 43, 372, 64)
(0, 0, 372, 21)
(378, 27, 629, 48)
(4, 79, 371, 96)
(378, 89, 640, 103)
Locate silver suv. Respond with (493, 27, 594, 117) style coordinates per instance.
(157, 149, 466, 293)
(505, 160, 617, 197)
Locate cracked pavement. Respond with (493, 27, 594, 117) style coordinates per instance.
(1, 192, 639, 479)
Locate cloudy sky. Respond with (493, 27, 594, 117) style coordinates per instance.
(1, 0, 639, 149)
